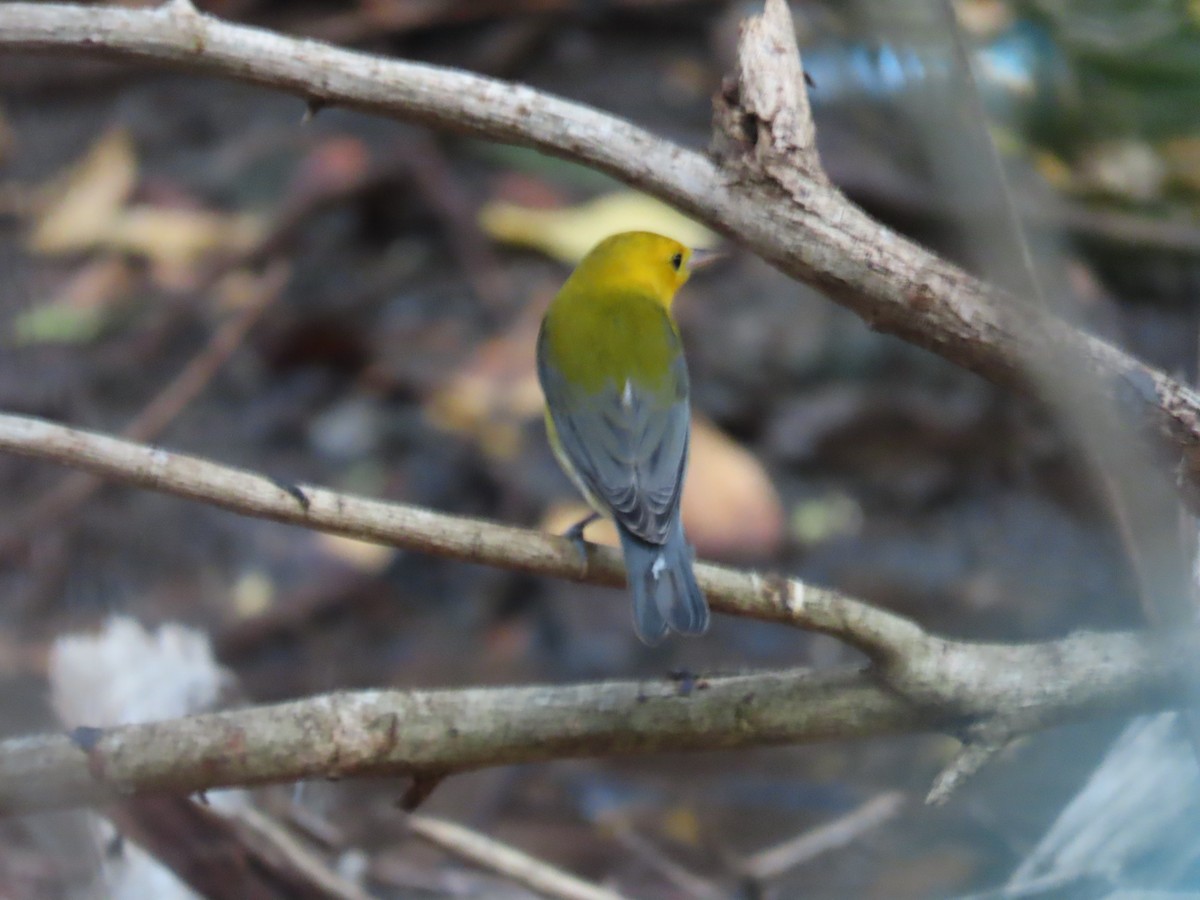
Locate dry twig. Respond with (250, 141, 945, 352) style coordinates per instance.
(737, 791, 907, 881)
(405, 813, 630, 900)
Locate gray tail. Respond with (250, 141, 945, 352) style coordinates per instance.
(617, 521, 709, 645)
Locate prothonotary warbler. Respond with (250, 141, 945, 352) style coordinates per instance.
(536, 231, 718, 644)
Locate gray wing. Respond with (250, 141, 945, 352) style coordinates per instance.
(537, 325, 690, 546)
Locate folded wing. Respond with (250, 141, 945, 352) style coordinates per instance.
(537, 318, 689, 546)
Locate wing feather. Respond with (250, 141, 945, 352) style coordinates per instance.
(537, 316, 689, 545)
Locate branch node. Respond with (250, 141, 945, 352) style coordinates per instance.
(712, 0, 823, 187)
(269, 476, 310, 511)
(398, 772, 445, 812)
(926, 727, 1015, 806)
(302, 98, 326, 124)
(162, 0, 199, 16)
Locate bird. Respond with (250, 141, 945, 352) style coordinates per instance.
(536, 230, 716, 644)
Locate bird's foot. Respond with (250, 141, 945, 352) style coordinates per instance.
(562, 512, 600, 575)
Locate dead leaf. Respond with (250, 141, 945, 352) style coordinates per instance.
(681, 417, 783, 561)
(1161, 134, 1200, 193)
(11, 257, 134, 346)
(424, 290, 549, 459)
(489, 171, 570, 210)
(286, 135, 371, 204)
(0, 103, 16, 166)
(26, 127, 266, 285)
(790, 492, 864, 545)
(660, 805, 703, 847)
(232, 570, 275, 620)
(108, 205, 264, 287)
(29, 127, 137, 255)
(479, 191, 718, 264)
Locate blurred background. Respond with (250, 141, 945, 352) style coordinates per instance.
(1, 0, 1199, 896)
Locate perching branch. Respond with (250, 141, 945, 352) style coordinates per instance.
(0, 670, 913, 815)
(0, 644, 1190, 817)
(1, 0, 1200, 503)
(0, 410, 1194, 814)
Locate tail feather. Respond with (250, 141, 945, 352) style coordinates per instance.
(618, 522, 709, 645)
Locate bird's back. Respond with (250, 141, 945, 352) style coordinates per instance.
(539, 286, 682, 400)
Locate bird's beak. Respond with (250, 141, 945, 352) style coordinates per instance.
(687, 247, 725, 272)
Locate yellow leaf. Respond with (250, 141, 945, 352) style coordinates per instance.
(26, 127, 265, 279)
(1033, 149, 1073, 191)
(29, 128, 137, 255)
(479, 191, 718, 264)
(107, 205, 264, 268)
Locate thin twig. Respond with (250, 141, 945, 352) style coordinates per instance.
(927, 730, 1013, 807)
(605, 823, 725, 900)
(738, 791, 906, 881)
(106, 795, 370, 900)
(406, 813, 631, 900)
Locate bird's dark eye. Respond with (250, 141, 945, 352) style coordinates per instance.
(670, 252, 683, 271)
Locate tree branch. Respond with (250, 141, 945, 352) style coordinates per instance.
(1, 0, 1199, 501)
(0, 648, 1188, 817)
(0, 410, 1194, 814)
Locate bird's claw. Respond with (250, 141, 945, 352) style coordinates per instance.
(563, 512, 600, 576)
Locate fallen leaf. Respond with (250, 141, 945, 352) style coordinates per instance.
(29, 127, 137, 256)
(424, 289, 550, 459)
(953, 0, 1013, 38)
(26, 127, 266, 285)
(11, 257, 134, 346)
(660, 805, 703, 847)
(0, 103, 16, 165)
(681, 417, 783, 561)
(1161, 134, 1200, 193)
(232, 569, 275, 620)
(488, 171, 570, 209)
(1032, 149, 1073, 191)
(790, 492, 864, 545)
(1074, 139, 1166, 202)
(108, 205, 264, 273)
(479, 191, 718, 264)
(286, 135, 371, 203)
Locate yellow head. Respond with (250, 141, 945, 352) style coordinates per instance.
(563, 231, 695, 310)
